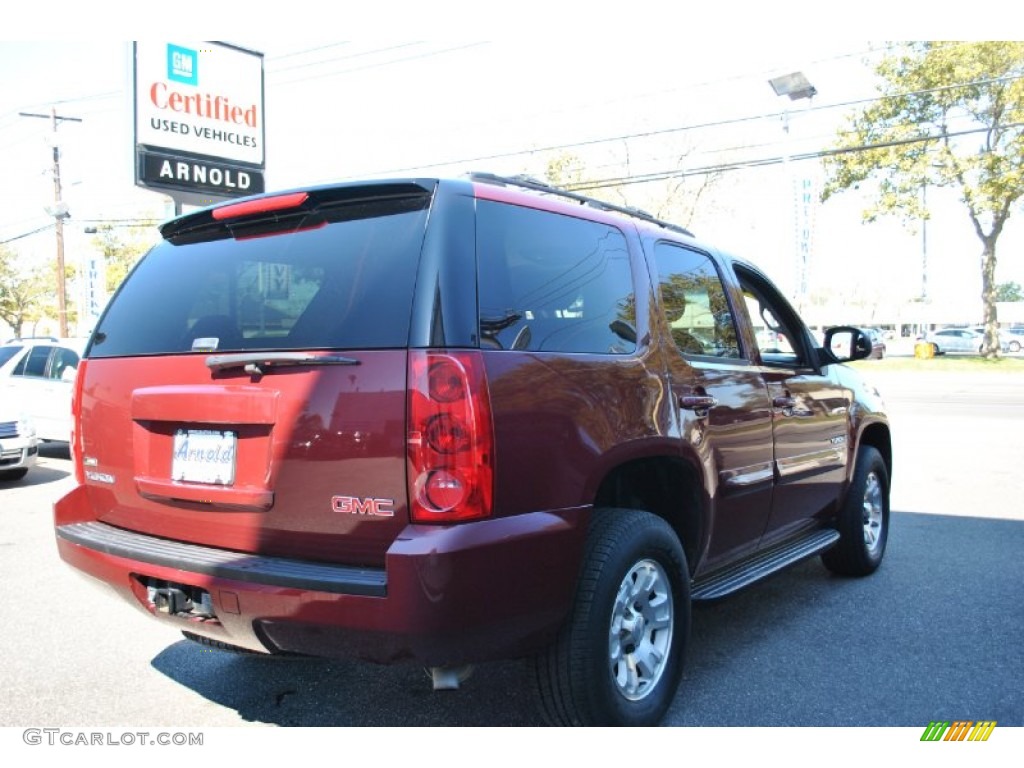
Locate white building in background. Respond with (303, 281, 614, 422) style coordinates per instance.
(76, 249, 108, 337)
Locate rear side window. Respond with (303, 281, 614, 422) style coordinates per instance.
(476, 200, 636, 354)
(89, 196, 430, 357)
(13, 346, 51, 377)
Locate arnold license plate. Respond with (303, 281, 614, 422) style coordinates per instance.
(171, 429, 237, 485)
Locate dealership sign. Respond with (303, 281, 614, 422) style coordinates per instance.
(134, 42, 265, 202)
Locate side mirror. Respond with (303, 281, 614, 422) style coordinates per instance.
(822, 326, 872, 363)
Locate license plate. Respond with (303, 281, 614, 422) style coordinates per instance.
(171, 429, 236, 485)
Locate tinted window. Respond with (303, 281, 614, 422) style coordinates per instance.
(0, 346, 22, 368)
(14, 346, 51, 377)
(477, 201, 636, 354)
(89, 197, 430, 357)
(50, 347, 80, 380)
(654, 243, 740, 359)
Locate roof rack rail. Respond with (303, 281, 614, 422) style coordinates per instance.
(468, 172, 694, 238)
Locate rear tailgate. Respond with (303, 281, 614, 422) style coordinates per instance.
(78, 352, 407, 567)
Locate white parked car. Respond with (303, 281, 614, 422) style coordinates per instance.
(0, 408, 38, 482)
(0, 338, 87, 443)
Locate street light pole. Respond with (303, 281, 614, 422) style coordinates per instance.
(19, 107, 82, 338)
(768, 72, 817, 313)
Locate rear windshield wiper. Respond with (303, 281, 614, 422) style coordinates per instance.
(206, 352, 361, 375)
(480, 311, 523, 336)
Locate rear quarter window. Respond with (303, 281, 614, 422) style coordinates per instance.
(476, 200, 636, 354)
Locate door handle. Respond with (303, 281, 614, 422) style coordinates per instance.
(680, 395, 718, 410)
(773, 396, 797, 409)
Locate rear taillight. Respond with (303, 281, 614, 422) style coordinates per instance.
(407, 350, 494, 523)
(70, 358, 88, 485)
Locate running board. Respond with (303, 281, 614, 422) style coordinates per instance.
(691, 529, 840, 601)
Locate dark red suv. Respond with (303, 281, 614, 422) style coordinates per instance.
(54, 174, 891, 726)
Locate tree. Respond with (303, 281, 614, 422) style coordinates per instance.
(995, 280, 1023, 302)
(0, 245, 49, 338)
(543, 146, 721, 232)
(822, 41, 1024, 358)
(91, 224, 154, 293)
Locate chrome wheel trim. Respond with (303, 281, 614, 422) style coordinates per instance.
(608, 558, 674, 701)
(862, 471, 885, 557)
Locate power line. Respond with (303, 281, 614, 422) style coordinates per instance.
(268, 42, 487, 87)
(265, 42, 350, 62)
(564, 122, 1024, 192)
(348, 72, 1024, 179)
(268, 42, 422, 74)
(1, 222, 53, 245)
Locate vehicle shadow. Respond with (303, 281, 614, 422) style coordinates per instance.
(150, 641, 543, 726)
(6, 463, 69, 487)
(149, 511, 1024, 727)
(39, 442, 71, 460)
(6, 442, 73, 486)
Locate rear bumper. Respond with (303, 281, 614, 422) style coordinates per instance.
(54, 484, 589, 665)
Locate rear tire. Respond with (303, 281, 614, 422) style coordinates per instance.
(534, 509, 689, 726)
(823, 445, 889, 576)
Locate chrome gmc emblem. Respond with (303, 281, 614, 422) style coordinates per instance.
(332, 495, 395, 517)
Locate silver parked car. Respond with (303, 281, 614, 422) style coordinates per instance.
(1004, 328, 1024, 353)
(924, 328, 985, 355)
(970, 326, 1011, 353)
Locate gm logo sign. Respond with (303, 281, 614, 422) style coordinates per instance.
(167, 44, 197, 85)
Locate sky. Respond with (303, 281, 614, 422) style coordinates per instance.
(2, 20, 1022, 332)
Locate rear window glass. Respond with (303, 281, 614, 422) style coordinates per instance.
(89, 196, 430, 357)
(476, 200, 636, 354)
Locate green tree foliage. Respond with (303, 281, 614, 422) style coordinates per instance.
(995, 280, 1022, 302)
(0, 245, 50, 338)
(823, 41, 1024, 357)
(92, 224, 154, 294)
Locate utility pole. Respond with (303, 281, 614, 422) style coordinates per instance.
(20, 108, 82, 338)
